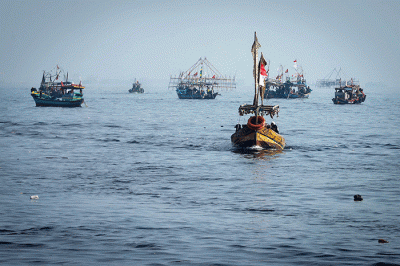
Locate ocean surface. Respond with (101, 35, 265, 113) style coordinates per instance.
(0, 85, 399, 266)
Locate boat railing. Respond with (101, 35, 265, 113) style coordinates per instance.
(238, 104, 280, 118)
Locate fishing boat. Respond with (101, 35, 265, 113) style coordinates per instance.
(264, 62, 311, 99)
(31, 66, 84, 107)
(175, 80, 218, 99)
(265, 79, 312, 99)
(332, 80, 366, 104)
(129, 79, 144, 93)
(231, 32, 285, 150)
(169, 57, 236, 99)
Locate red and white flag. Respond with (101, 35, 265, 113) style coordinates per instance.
(258, 53, 268, 86)
(285, 69, 288, 73)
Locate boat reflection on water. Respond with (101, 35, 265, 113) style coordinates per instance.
(232, 146, 284, 160)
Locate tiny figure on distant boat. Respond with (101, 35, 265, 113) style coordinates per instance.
(129, 79, 144, 93)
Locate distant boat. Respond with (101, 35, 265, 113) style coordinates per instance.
(265, 79, 312, 99)
(31, 66, 84, 107)
(169, 57, 236, 99)
(129, 79, 144, 93)
(231, 32, 285, 150)
(332, 80, 366, 104)
(263, 61, 311, 99)
(175, 80, 219, 99)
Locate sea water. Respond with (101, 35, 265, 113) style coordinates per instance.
(0, 85, 399, 265)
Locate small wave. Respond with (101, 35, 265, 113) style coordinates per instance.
(98, 138, 120, 142)
(245, 207, 275, 212)
(104, 124, 122, 128)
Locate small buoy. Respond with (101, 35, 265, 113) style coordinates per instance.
(354, 194, 363, 201)
(378, 239, 389, 243)
(30, 195, 39, 200)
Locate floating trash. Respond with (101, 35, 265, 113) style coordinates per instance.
(30, 195, 39, 200)
(354, 194, 363, 201)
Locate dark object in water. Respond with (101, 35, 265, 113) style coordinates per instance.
(354, 194, 363, 201)
(378, 239, 389, 244)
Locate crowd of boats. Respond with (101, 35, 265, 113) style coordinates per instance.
(30, 32, 366, 151)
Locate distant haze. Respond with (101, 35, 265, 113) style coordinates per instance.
(1, 0, 399, 89)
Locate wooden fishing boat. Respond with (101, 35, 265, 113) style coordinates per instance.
(31, 66, 84, 107)
(332, 81, 366, 104)
(169, 57, 236, 99)
(129, 79, 144, 93)
(231, 32, 285, 150)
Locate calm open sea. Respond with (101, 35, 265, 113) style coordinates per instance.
(0, 85, 399, 265)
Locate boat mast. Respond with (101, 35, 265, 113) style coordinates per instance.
(251, 32, 261, 109)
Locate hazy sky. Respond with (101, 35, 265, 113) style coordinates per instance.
(1, 0, 399, 88)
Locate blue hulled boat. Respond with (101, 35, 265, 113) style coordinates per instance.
(31, 67, 85, 107)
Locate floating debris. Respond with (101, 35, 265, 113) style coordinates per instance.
(378, 239, 389, 244)
(30, 195, 39, 200)
(354, 194, 363, 201)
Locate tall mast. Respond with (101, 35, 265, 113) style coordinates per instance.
(251, 32, 261, 107)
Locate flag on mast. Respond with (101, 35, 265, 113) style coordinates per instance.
(259, 53, 268, 87)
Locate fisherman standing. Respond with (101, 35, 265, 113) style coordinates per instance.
(271, 121, 279, 133)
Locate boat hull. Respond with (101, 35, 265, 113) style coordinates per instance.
(31, 95, 83, 107)
(288, 92, 310, 98)
(176, 92, 218, 99)
(231, 125, 285, 150)
(129, 88, 144, 93)
(332, 95, 366, 104)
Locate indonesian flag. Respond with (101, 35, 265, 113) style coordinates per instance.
(293, 60, 297, 63)
(258, 53, 268, 86)
(285, 69, 288, 73)
(293, 59, 298, 69)
(212, 75, 215, 79)
(193, 72, 198, 77)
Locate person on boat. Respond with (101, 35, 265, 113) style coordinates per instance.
(271, 121, 279, 133)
